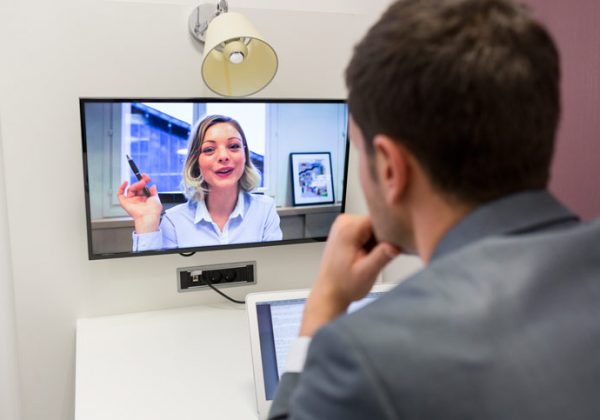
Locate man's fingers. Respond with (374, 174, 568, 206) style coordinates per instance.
(355, 216, 376, 245)
(355, 242, 400, 281)
(330, 214, 372, 245)
(149, 184, 158, 196)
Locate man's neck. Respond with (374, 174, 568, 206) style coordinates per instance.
(411, 192, 473, 265)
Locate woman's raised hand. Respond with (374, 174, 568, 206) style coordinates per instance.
(117, 174, 163, 233)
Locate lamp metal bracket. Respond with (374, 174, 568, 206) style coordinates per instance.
(189, 0, 229, 44)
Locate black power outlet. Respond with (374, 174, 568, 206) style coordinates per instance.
(177, 262, 256, 292)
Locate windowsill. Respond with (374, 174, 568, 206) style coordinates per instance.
(276, 204, 341, 216)
(91, 204, 342, 229)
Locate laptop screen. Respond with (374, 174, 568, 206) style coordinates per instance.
(255, 291, 387, 400)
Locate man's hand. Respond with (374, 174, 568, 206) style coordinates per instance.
(300, 214, 399, 337)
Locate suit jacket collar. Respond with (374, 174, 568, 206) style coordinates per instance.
(431, 190, 578, 262)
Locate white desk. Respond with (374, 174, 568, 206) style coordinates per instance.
(75, 303, 259, 420)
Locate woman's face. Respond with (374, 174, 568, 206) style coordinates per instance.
(198, 122, 246, 192)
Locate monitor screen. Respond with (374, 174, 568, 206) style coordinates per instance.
(80, 98, 349, 260)
(255, 291, 386, 400)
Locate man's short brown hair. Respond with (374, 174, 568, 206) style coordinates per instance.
(346, 0, 560, 204)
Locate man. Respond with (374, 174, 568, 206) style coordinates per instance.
(269, 0, 600, 419)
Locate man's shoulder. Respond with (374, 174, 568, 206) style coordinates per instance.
(343, 218, 600, 328)
(330, 218, 600, 378)
(311, 219, 600, 417)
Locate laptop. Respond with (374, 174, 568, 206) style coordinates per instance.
(246, 284, 393, 419)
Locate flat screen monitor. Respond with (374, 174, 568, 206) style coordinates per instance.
(80, 98, 349, 260)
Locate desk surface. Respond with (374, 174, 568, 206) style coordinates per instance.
(75, 303, 259, 420)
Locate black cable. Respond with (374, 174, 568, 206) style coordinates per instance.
(202, 276, 245, 305)
(179, 252, 196, 257)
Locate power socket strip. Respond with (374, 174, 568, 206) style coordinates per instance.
(177, 261, 256, 292)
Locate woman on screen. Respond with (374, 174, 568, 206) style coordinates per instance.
(117, 114, 282, 252)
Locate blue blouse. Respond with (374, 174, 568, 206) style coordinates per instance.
(132, 191, 282, 251)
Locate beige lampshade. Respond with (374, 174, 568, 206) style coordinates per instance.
(201, 12, 278, 97)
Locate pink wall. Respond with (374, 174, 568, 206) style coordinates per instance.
(524, 0, 600, 220)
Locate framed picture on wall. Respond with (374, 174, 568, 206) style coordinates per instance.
(290, 152, 335, 206)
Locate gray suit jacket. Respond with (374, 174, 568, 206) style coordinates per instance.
(269, 190, 600, 419)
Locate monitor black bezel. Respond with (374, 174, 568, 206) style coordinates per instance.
(79, 97, 350, 260)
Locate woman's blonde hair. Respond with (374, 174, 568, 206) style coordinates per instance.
(182, 114, 261, 201)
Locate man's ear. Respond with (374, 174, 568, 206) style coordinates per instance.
(373, 135, 409, 205)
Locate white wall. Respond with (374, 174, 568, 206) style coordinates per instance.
(0, 0, 414, 419)
(0, 118, 22, 420)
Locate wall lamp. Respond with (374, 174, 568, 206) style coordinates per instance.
(188, 0, 278, 97)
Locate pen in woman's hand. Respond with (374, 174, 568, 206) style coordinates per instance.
(126, 154, 151, 197)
